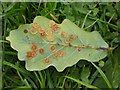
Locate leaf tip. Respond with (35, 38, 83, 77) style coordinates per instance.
(6, 36, 10, 41)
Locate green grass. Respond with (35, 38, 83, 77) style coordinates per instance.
(1, 2, 120, 89)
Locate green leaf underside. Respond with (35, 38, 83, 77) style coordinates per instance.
(6, 16, 109, 72)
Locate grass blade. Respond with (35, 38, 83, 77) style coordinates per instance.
(91, 62, 112, 88)
(65, 76, 98, 89)
(3, 61, 32, 77)
(46, 70, 54, 88)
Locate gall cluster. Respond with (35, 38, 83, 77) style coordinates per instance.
(26, 44, 38, 59)
(29, 21, 60, 42)
(53, 50, 65, 59)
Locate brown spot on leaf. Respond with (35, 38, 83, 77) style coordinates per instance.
(44, 58, 50, 63)
(39, 48, 44, 54)
(50, 45, 56, 52)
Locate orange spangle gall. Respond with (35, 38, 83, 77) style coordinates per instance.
(31, 22, 40, 34)
(40, 32, 46, 38)
(53, 50, 65, 59)
(69, 34, 75, 40)
(39, 48, 44, 54)
(31, 28, 38, 34)
(65, 38, 70, 44)
(48, 20, 56, 27)
(26, 51, 33, 58)
(53, 52, 59, 59)
(59, 50, 65, 57)
(38, 28, 46, 33)
(26, 51, 37, 59)
(39, 29, 46, 37)
(31, 51, 37, 57)
(32, 22, 40, 30)
(48, 20, 60, 33)
(52, 25, 60, 33)
(38, 28, 43, 33)
(40, 32, 46, 37)
(61, 32, 67, 38)
(64, 34, 75, 44)
(38, 29, 45, 33)
(44, 58, 50, 63)
(46, 30, 52, 35)
(47, 35, 54, 42)
(31, 44, 37, 51)
(50, 45, 56, 52)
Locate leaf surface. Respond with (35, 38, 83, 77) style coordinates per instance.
(6, 16, 109, 72)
